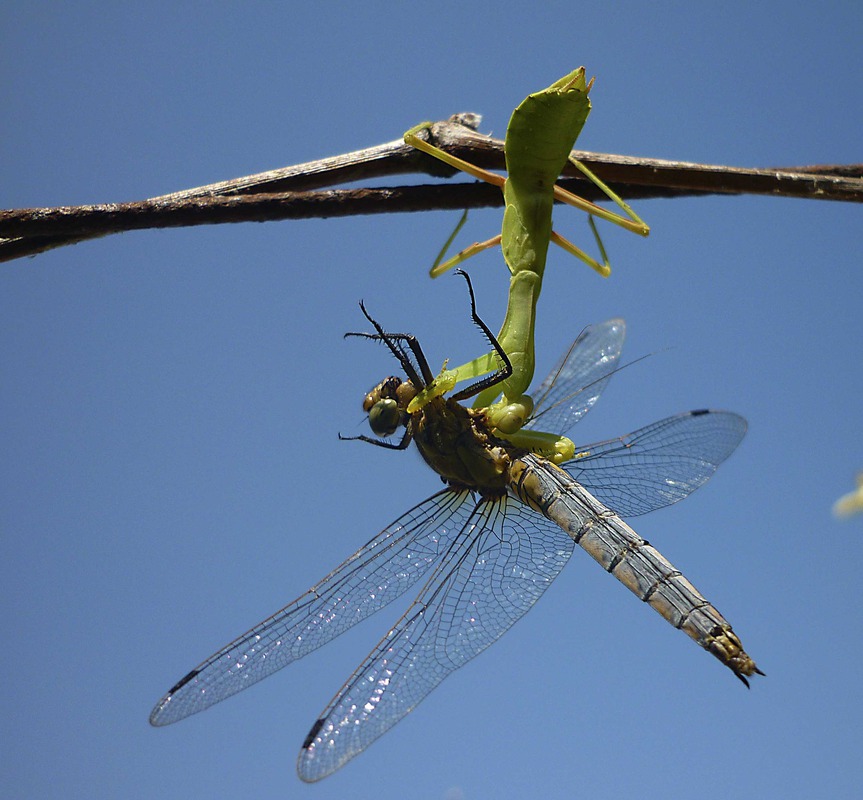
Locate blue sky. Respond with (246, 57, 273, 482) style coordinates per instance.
(2, 3, 861, 799)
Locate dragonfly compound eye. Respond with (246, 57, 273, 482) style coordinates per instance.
(368, 398, 401, 437)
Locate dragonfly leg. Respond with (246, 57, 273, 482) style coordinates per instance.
(338, 424, 413, 450)
(450, 270, 513, 402)
(346, 303, 435, 386)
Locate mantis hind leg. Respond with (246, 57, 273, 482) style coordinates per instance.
(547, 157, 650, 277)
(551, 221, 610, 277)
(406, 126, 509, 277)
(405, 124, 506, 189)
(407, 124, 648, 280)
(431, 234, 502, 278)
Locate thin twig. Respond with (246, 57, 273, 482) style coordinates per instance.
(2, 115, 860, 263)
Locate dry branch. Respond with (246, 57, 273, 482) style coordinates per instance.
(2, 116, 861, 263)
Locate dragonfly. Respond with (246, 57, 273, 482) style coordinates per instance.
(150, 276, 761, 782)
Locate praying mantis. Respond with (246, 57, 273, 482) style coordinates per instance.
(404, 69, 649, 455)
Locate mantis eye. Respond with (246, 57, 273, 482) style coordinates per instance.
(368, 398, 401, 437)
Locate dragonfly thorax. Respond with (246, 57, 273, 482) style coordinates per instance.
(412, 396, 513, 493)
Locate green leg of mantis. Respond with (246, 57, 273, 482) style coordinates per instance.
(405, 69, 649, 433)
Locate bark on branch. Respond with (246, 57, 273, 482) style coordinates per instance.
(2, 115, 860, 263)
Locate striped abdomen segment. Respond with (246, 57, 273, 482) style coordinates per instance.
(509, 453, 761, 685)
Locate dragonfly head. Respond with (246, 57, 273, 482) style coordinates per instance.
(368, 398, 400, 437)
(362, 376, 417, 437)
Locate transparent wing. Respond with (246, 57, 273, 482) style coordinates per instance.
(150, 488, 473, 726)
(297, 495, 574, 782)
(526, 318, 626, 435)
(564, 410, 747, 517)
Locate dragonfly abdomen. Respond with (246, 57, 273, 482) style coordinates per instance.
(509, 454, 762, 685)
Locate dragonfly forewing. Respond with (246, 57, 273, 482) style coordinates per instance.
(298, 493, 574, 782)
(150, 488, 473, 726)
(527, 318, 625, 434)
(509, 453, 760, 684)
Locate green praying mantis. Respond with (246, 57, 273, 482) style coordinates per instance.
(403, 68, 650, 462)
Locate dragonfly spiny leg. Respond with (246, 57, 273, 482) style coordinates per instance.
(450, 269, 513, 402)
(349, 302, 434, 386)
(337, 427, 413, 450)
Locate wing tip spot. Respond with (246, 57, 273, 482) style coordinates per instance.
(302, 718, 325, 750)
(167, 668, 201, 696)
